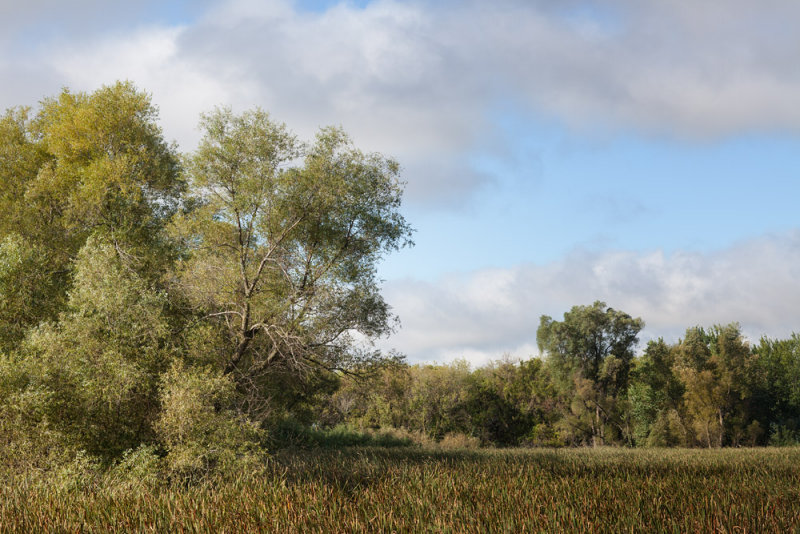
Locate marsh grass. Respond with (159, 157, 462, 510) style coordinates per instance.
(2, 447, 799, 532)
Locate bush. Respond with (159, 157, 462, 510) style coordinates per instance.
(438, 432, 481, 450)
(524, 423, 564, 447)
(269, 420, 417, 449)
(769, 423, 800, 446)
(645, 410, 689, 447)
(156, 363, 267, 480)
(106, 445, 163, 490)
(53, 451, 103, 492)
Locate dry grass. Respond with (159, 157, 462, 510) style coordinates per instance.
(2, 447, 799, 533)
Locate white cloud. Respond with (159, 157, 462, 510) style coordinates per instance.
(379, 231, 800, 365)
(6, 0, 800, 206)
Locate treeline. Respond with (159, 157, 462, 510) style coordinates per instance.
(309, 303, 800, 449)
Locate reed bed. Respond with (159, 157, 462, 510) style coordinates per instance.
(2, 447, 799, 533)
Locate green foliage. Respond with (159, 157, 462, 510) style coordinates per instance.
(644, 409, 689, 447)
(324, 359, 414, 430)
(628, 338, 684, 446)
(768, 424, 800, 446)
(106, 446, 163, 490)
(10, 238, 174, 459)
(404, 360, 474, 440)
(538, 301, 643, 388)
(674, 324, 755, 447)
(268, 419, 416, 449)
(326, 356, 564, 448)
(171, 107, 412, 425)
(0, 234, 65, 353)
(6, 81, 800, 495)
(156, 362, 268, 480)
(464, 358, 551, 446)
(31, 82, 182, 245)
(753, 334, 800, 445)
(0, 83, 182, 354)
(538, 301, 644, 446)
(0, 84, 416, 478)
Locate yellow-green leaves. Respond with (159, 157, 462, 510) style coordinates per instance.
(15, 237, 175, 459)
(0, 82, 183, 355)
(177, 108, 411, 404)
(156, 362, 267, 480)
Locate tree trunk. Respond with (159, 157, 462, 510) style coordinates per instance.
(594, 404, 604, 447)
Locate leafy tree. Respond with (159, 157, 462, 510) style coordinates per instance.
(405, 361, 474, 440)
(0, 82, 182, 352)
(171, 108, 412, 422)
(538, 302, 643, 446)
(464, 357, 557, 446)
(0, 82, 183, 465)
(628, 339, 686, 446)
(673, 325, 756, 447)
(1, 84, 418, 474)
(752, 335, 800, 445)
(327, 359, 413, 430)
(464, 366, 523, 445)
(7, 238, 175, 459)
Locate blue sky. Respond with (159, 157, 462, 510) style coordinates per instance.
(2, 0, 800, 364)
(384, 128, 800, 280)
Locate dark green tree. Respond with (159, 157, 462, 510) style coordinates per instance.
(751, 335, 800, 445)
(628, 339, 687, 446)
(537, 301, 643, 446)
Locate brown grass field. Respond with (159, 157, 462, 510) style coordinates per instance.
(2, 446, 799, 533)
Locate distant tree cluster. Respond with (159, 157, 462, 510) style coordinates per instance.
(0, 83, 411, 478)
(318, 302, 800, 448)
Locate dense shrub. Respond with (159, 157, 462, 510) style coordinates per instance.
(156, 363, 267, 480)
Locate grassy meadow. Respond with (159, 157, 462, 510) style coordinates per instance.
(2, 446, 799, 533)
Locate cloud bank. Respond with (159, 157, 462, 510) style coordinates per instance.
(380, 231, 800, 365)
(3, 0, 800, 205)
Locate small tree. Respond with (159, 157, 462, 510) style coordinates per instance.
(628, 338, 685, 446)
(156, 362, 267, 479)
(10, 238, 175, 459)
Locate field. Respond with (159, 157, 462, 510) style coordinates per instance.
(2, 447, 799, 533)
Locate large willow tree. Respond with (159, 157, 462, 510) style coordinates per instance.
(1, 86, 412, 471)
(172, 108, 412, 420)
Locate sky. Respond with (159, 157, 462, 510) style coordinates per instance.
(2, 0, 800, 365)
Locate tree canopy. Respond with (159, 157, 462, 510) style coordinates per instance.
(0, 84, 412, 476)
(537, 302, 643, 445)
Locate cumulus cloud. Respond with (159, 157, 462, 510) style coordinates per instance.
(379, 231, 800, 365)
(4, 0, 800, 205)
